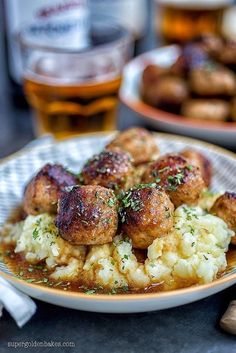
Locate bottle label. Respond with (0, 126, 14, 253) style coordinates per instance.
(4, 0, 90, 83)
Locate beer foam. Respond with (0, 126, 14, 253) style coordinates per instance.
(26, 52, 120, 85)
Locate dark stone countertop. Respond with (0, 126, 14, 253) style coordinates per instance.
(0, 1, 236, 352)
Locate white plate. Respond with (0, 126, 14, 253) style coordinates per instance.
(1, 132, 236, 313)
(120, 46, 236, 148)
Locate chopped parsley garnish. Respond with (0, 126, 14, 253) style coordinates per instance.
(34, 264, 44, 270)
(118, 183, 162, 222)
(189, 225, 195, 235)
(183, 207, 199, 221)
(119, 191, 143, 212)
(167, 172, 184, 191)
(85, 289, 96, 295)
(108, 198, 116, 207)
(151, 170, 159, 178)
(109, 288, 117, 295)
(103, 218, 112, 225)
(120, 286, 129, 292)
(134, 182, 157, 190)
(164, 206, 171, 219)
(32, 218, 43, 240)
(32, 228, 39, 240)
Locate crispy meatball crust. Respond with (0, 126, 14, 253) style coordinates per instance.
(23, 164, 78, 215)
(142, 75, 188, 108)
(142, 64, 168, 86)
(210, 192, 236, 244)
(230, 97, 236, 121)
(56, 185, 118, 245)
(180, 149, 212, 187)
(81, 150, 135, 193)
(218, 40, 236, 66)
(141, 154, 205, 207)
(199, 34, 224, 59)
(189, 67, 236, 96)
(181, 99, 230, 121)
(120, 186, 174, 249)
(106, 127, 160, 165)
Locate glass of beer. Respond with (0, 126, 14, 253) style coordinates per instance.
(154, 0, 233, 44)
(19, 18, 133, 138)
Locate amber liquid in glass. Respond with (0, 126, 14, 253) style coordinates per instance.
(24, 76, 121, 139)
(156, 3, 227, 43)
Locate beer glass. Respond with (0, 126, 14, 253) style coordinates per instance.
(154, 0, 233, 43)
(19, 18, 133, 138)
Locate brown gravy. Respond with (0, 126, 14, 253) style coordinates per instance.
(1, 206, 235, 295)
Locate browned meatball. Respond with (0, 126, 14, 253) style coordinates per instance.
(170, 42, 210, 76)
(81, 150, 135, 193)
(106, 127, 160, 165)
(141, 154, 205, 207)
(142, 75, 188, 108)
(120, 186, 174, 249)
(230, 97, 236, 121)
(23, 164, 78, 215)
(189, 67, 236, 96)
(199, 34, 224, 59)
(56, 185, 118, 245)
(210, 192, 236, 245)
(218, 40, 236, 66)
(180, 149, 212, 187)
(142, 64, 168, 86)
(181, 99, 230, 121)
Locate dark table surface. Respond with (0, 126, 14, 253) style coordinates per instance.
(0, 2, 236, 353)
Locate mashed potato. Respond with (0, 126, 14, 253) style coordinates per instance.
(3, 202, 234, 291)
(13, 214, 86, 280)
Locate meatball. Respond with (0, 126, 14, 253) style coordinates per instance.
(210, 192, 236, 245)
(218, 40, 236, 67)
(180, 149, 212, 187)
(189, 67, 236, 96)
(81, 150, 135, 193)
(142, 64, 168, 86)
(106, 127, 160, 165)
(23, 164, 78, 215)
(141, 154, 205, 207)
(230, 97, 236, 121)
(181, 99, 230, 121)
(120, 186, 174, 249)
(199, 34, 224, 59)
(142, 75, 188, 108)
(170, 42, 210, 76)
(56, 185, 118, 245)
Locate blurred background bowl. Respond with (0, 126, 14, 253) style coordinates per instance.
(120, 45, 236, 148)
